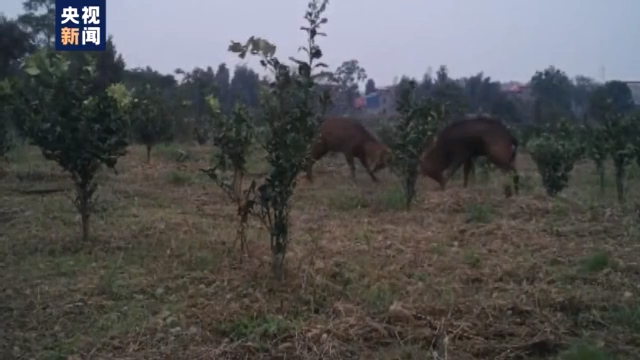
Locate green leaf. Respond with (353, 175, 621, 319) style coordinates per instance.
(24, 65, 40, 76)
(0, 79, 11, 94)
(205, 95, 221, 113)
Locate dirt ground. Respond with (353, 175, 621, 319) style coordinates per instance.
(1, 144, 639, 360)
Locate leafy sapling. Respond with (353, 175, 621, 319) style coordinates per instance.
(10, 52, 129, 242)
(588, 80, 638, 202)
(527, 119, 582, 197)
(201, 97, 255, 255)
(228, 0, 331, 279)
(390, 79, 444, 209)
(603, 114, 637, 203)
(0, 80, 14, 161)
(583, 121, 608, 194)
(130, 85, 174, 163)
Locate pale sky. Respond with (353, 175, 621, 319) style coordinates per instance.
(2, 0, 639, 86)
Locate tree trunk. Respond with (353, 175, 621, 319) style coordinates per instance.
(597, 163, 605, 195)
(272, 250, 285, 281)
(81, 211, 90, 242)
(612, 155, 627, 203)
(271, 214, 288, 281)
(404, 176, 416, 210)
(75, 177, 96, 243)
(615, 165, 625, 203)
(232, 169, 243, 200)
(146, 145, 152, 163)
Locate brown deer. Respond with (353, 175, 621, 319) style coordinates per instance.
(419, 115, 519, 195)
(306, 117, 389, 183)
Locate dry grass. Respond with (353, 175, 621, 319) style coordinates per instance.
(1, 144, 640, 360)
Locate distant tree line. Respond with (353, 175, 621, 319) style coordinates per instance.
(1, 0, 638, 147)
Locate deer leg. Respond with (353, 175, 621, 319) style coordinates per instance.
(430, 172, 446, 191)
(359, 156, 379, 183)
(463, 159, 474, 188)
(344, 153, 357, 181)
(493, 158, 520, 197)
(444, 157, 468, 186)
(306, 145, 327, 183)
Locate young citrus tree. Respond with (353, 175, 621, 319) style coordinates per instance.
(8, 52, 129, 242)
(602, 113, 637, 203)
(0, 94, 12, 161)
(201, 96, 255, 255)
(583, 121, 609, 194)
(527, 118, 582, 197)
(589, 81, 638, 203)
(228, 0, 331, 279)
(130, 85, 174, 163)
(389, 79, 444, 209)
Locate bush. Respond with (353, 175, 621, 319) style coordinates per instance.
(604, 114, 638, 203)
(130, 85, 174, 163)
(583, 121, 609, 194)
(7, 52, 129, 242)
(388, 80, 444, 209)
(528, 119, 582, 196)
(228, 0, 331, 279)
(588, 81, 639, 203)
(0, 82, 14, 160)
(583, 113, 638, 203)
(201, 99, 255, 254)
